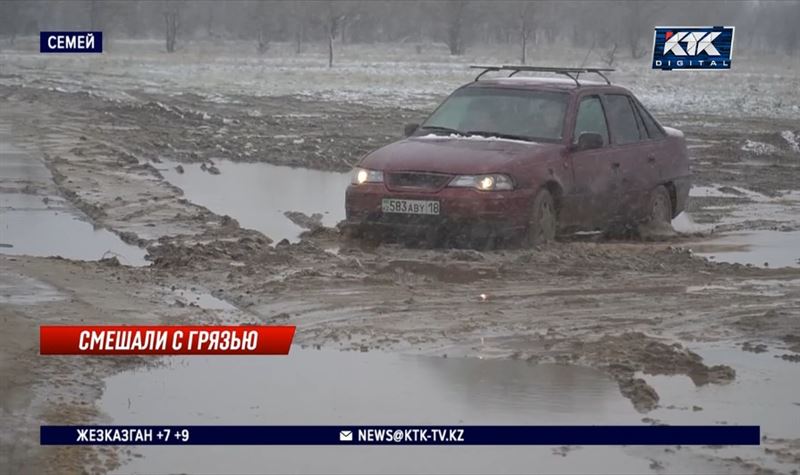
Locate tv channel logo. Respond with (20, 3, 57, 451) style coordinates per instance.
(40, 31, 103, 53)
(652, 26, 734, 71)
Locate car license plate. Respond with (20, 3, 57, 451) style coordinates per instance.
(382, 198, 440, 215)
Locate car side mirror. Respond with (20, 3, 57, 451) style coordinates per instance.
(404, 123, 419, 137)
(574, 132, 604, 151)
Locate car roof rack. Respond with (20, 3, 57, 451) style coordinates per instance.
(469, 65, 615, 86)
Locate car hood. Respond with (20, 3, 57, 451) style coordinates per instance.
(360, 136, 561, 175)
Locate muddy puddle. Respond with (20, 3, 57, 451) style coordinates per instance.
(98, 346, 797, 474)
(645, 344, 799, 438)
(167, 287, 238, 311)
(678, 183, 800, 267)
(687, 230, 800, 268)
(0, 204, 149, 266)
(0, 139, 148, 266)
(155, 159, 798, 269)
(158, 160, 350, 243)
(639, 343, 800, 473)
(101, 350, 671, 474)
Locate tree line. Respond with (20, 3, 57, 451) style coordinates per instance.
(1, 0, 798, 66)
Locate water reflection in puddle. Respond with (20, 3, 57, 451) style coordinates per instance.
(687, 230, 800, 268)
(159, 160, 350, 243)
(646, 345, 798, 438)
(0, 141, 148, 266)
(102, 350, 653, 474)
(0, 206, 149, 265)
(639, 344, 800, 474)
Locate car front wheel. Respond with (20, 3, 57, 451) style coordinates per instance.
(525, 188, 557, 246)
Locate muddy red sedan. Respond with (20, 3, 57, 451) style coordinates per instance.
(344, 66, 690, 247)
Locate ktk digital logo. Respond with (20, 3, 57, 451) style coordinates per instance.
(40, 31, 103, 53)
(652, 26, 734, 71)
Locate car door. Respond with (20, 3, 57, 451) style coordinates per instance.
(632, 97, 670, 180)
(562, 94, 618, 229)
(601, 93, 658, 223)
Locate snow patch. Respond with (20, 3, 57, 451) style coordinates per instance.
(781, 130, 800, 153)
(741, 140, 778, 156)
(690, 185, 770, 202)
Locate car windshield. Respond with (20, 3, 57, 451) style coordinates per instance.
(420, 88, 568, 143)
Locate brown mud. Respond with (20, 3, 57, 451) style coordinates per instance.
(1, 81, 799, 473)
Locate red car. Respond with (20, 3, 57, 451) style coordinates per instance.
(344, 66, 690, 247)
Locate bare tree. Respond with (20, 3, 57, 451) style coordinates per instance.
(594, 20, 617, 67)
(444, 0, 469, 55)
(0, 1, 20, 46)
(88, 0, 116, 49)
(257, 30, 269, 54)
(287, 1, 310, 55)
(625, 2, 650, 59)
(164, 1, 181, 53)
(518, 1, 536, 64)
(253, 1, 270, 55)
(539, 1, 557, 45)
(3, 0, 797, 59)
(783, 1, 800, 54)
(88, 0, 100, 30)
(205, 1, 215, 38)
(601, 42, 618, 67)
(321, 1, 359, 68)
(325, 2, 341, 67)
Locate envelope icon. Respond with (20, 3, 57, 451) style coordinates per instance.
(339, 430, 353, 442)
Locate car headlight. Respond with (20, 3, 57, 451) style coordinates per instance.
(351, 168, 384, 185)
(448, 174, 514, 191)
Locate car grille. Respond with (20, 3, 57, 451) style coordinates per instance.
(387, 172, 451, 190)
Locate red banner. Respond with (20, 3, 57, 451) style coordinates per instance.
(40, 325, 295, 355)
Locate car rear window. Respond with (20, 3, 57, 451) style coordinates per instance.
(633, 100, 665, 139)
(605, 94, 643, 145)
(422, 88, 569, 142)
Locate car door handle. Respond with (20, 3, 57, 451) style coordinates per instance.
(647, 156, 656, 163)
(611, 162, 620, 169)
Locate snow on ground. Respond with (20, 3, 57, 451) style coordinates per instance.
(781, 130, 800, 153)
(689, 184, 779, 202)
(741, 139, 779, 155)
(1, 38, 799, 119)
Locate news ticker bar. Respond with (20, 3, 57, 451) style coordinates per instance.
(39, 325, 295, 355)
(41, 425, 760, 446)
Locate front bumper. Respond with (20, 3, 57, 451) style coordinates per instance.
(344, 184, 532, 240)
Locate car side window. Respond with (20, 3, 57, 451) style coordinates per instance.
(605, 94, 642, 145)
(573, 96, 609, 146)
(634, 100, 665, 139)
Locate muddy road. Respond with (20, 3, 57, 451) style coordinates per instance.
(1, 54, 800, 474)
